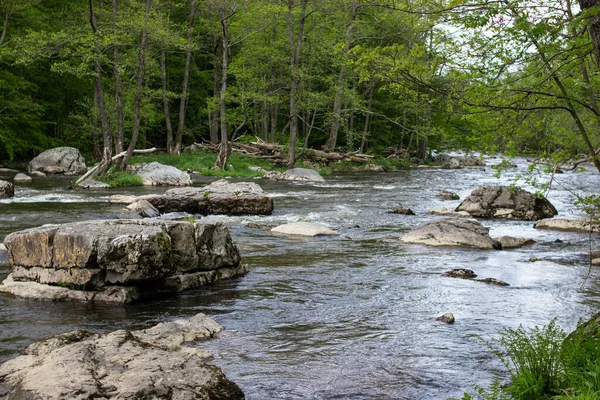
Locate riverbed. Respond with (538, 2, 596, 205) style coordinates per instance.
(1, 158, 599, 399)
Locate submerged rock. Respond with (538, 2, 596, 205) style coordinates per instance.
(130, 162, 192, 186)
(389, 206, 415, 215)
(436, 312, 455, 324)
(442, 269, 477, 279)
(534, 218, 600, 233)
(264, 168, 325, 182)
(27, 147, 87, 175)
(0, 219, 246, 304)
(437, 190, 460, 200)
(13, 173, 32, 182)
(477, 277, 510, 287)
(271, 222, 340, 237)
(0, 180, 14, 198)
(0, 313, 244, 400)
(455, 186, 557, 221)
(401, 218, 500, 249)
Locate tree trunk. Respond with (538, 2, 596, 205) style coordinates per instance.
(359, 82, 374, 153)
(161, 48, 174, 153)
(215, 13, 230, 169)
(112, 0, 124, 154)
(174, 0, 198, 154)
(579, 0, 600, 66)
(210, 35, 221, 144)
(89, 0, 112, 171)
(118, 0, 150, 170)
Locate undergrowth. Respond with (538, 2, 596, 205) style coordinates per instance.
(454, 319, 600, 400)
(97, 171, 143, 187)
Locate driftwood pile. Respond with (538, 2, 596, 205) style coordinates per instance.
(185, 141, 374, 165)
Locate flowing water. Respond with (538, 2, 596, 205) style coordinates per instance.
(1, 158, 600, 399)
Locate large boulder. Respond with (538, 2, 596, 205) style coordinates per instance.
(0, 313, 244, 400)
(128, 179, 273, 216)
(0, 219, 246, 304)
(401, 218, 501, 249)
(0, 180, 14, 198)
(264, 168, 325, 182)
(534, 218, 600, 233)
(271, 222, 340, 237)
(455, 186, 557, 221)
(130, 162, 192, 186)
(27, 147, 87, 175)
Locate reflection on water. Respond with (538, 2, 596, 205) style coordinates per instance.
(1, 160, 600, 399)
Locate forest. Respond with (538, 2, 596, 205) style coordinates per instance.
(1, 0, 600, 173)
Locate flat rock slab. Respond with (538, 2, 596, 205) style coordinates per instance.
(534, 218, 600, 233)
(494, 236, 535, 249)
(0, 313, 244, 400)
(456, 186, 557, 221)
(271, 222, 340, 237)
(264, 168, 325, 182)
(427, 207, 470, 217)
(27, 147, 87, 175)
(0, 219, 244, 303)
(138, 180, 273, 216)
(401, 218, 500, 249)
(130, 162, 192, 186)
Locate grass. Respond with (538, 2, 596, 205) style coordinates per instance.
(454, 318, 600, 400)
(97, 171, 143, 187)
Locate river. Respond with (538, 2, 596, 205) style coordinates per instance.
(1, 157, 599, 399)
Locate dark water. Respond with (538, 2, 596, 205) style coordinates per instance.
(1, 158, 600, 399)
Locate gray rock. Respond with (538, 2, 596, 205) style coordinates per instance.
(0, 243, 6, 252)
(389, 207, 415, 215)
(442, 268, 477, 279)
(30, 171, 46, 177)
(126, 199, 160, 218)
(436, 312, 455, 324)
(529, 256, 540, 262)
(435, 154, 485, 169)
(138, 180, 273, 216)
(534, 218, 600, 233)
(427, 207, 471, 217)
(27, 147, 87, 175)
(0, 313, 244, 400)
(77, 179, 111, 189)
(0, 219, 244, 303)
(108, 194, 138, 204)
(437, 190, 460, 200)
(401, 218, 501, 249)
(0, 168, 19, 173)
(130, 162, 192, 186)
(494, 236, 535, 249)
(0, 180, 14, 198)
(265, 167, 325, 182)
(271, 222, 340, 237)
(477, 277, 510, 286)
(455, 186, 557, 221)
(13, 173, 32, 182)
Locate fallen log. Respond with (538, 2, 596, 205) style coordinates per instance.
(74, 147, 157, 186)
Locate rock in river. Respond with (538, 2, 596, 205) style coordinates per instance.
(494, 236, 535, 249)
(27, 147, 87, 175)
(401, 218, 501, 249)
(13, 173, 32, 182)
(534, 218, 600, 233)
(0, 219, 246, 304)
(130, 161, 192, 186)
(264, 167, 325, 182)
(131, 179, 273, 216)
(0, 313, 245, 400)
(271, 222, 340, 237)
(436, 312, 455, 324)
(0, 180, 14, 198)
(455, 186, 557, 221)
(437, 190, 460, 200)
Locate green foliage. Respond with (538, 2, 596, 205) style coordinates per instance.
(98, 172, 143, 187)
(458, 319, 600, 400)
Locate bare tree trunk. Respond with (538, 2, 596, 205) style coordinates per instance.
(215, 13, 230, 169)
(112, 0, 124, 154)
(0, 11, 9, 47)
(118, 0, 150, 170)
(89, 0, 112, 172)
(161, 48, 174, 153)
(359, 82, 374, 153)
(210, 35, 221, 144)
(174, 0, 198, 154)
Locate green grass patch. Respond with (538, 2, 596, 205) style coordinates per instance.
(98, 171, 143, 187)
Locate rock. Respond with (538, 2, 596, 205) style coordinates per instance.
(437, 190, 460, 200)
(126, 199, 160, 218)
(77, 179, 111, 189)
(27, 147, 87, 175)
(442, 269, 477, 279)
(401, 218, 501, 249)
(364, 164, 385, 172)
(427, 207, 471, 217)
(245, 222, 277, 230)
(455, 186, 557, 221)
(108, 194, 138, 204)
(271, 222, 340, 237)
(435, 154, 485, 169)
(0, 168, 19, 173)
(0, 180, 14, 198)
(436, 312, 455, 324)
(0, 313, 244, 400)
(0, 219, 245, 304)
(248, 165, 266, 173)
(389, 207, 415, 215)
(13, 173, 32, 182)
(494, 236, 535, 249)
(0, 243, 6, 252)
(138, 180, 273, 216)
(529, 256, 540, 262)
(566, 312, 600, 341)
(130, 162, 192, 186)
(534, 218, 600, 233)
(264, 167, 325, 182)
(477, 277, 510, 286)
